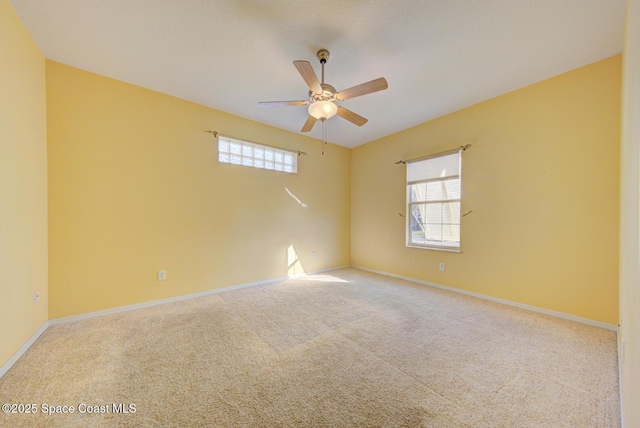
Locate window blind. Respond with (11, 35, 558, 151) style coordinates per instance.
(407, 151, 460, 183)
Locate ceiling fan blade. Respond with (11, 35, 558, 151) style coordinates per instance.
(293, 60, 322, 94)
(336, 106, 368, 126)
(336, 77, 388, 101)
(301, 115, 317, 132)
(258, 100, 308, 107)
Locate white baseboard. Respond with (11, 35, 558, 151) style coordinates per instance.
(288, 265, 351, 277)
(352, 265, 618, 332)
(49, 276, 288, 326)
(50, 265, 351, 326)
(0, 321, 50, 379)
(618, 331, 625, 427)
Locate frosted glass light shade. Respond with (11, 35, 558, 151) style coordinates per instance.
(308, 101, 338, 120)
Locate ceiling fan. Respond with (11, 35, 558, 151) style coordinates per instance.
(258, 49, 388, 134)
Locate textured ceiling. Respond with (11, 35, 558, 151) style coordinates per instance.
(9, 0, 627, 148)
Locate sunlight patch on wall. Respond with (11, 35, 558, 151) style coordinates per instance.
(287, 245, 305, 277)
(285, 188, 308, 208)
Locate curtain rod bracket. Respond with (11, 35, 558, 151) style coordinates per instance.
(206, 130, 218, 137)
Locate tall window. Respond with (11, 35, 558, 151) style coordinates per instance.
(407, 150, 462, 251)
(218, 135, 297, 174)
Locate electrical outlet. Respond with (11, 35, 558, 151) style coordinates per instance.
(33, 292, 39, 305)
(158, 270, 167, 281)
(439, 262, 446, 271)
(311, 251, 316, 259)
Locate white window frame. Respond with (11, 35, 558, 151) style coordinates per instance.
(406, 149, 462, 252)
(218, 135, 298, 174)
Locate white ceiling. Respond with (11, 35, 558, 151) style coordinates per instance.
(9, 0, 627, 148)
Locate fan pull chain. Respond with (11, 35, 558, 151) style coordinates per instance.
(321, 119, 327, 155)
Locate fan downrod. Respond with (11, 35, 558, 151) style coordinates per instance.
(317, 49, 330, 84)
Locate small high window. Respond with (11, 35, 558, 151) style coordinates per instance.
(218, 135, 297, 173)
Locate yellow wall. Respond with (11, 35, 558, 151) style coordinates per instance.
(620, 0, 640, 423)
(0, 0, 48, 366)
(46, 61, 350, 318)
(352, 55, 621, 325)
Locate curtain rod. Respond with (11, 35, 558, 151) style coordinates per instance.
(206, 130, 307, 156)
(395, 144, 471, 165)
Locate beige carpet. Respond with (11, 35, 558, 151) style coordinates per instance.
(0, 268, 620, 427)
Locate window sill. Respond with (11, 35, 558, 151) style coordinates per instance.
(406, 244, 461, 253)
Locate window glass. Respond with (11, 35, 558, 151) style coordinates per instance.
(218, 136, 297, 174)
(406, 150, 462, 251)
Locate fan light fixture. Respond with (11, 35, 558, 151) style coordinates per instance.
(308, 100, 337, 120)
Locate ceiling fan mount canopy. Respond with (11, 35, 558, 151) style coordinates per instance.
(258, 48, 388, 134)
(316, 48, 330, 64)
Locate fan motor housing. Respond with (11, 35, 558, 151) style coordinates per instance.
(310, 83, 337, 102)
